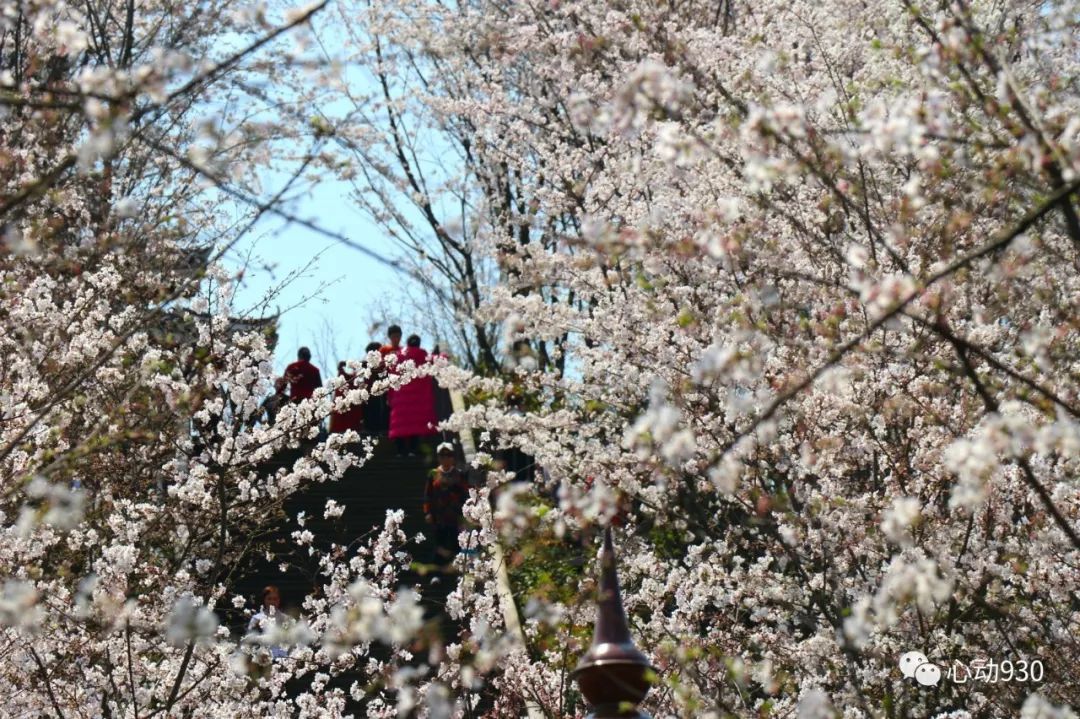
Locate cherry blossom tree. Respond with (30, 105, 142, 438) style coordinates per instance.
(6, 0, 1080, 715)
(324, 0, 1080, 715)
(0, 1, 440, 715)
(307, 0, 599, 375)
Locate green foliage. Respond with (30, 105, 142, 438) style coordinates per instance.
(506, 519, 588, 606)
(647, 521, 692, 562)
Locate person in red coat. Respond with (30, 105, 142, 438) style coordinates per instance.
(328, 361, 364, 435)
(284, 346, 322, 403)
(388, 334, 438, 456)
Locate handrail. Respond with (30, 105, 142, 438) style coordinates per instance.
(448, 389, 546, 719)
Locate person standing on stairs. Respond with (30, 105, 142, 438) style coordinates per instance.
(329, 361, 363, 434)
(284, 346, 322, 403)
(257, 376, 289, 426)
(424, 442, 469, 569)
(493, 388, 536, 484)
(379, 324, 403, 357)
(387, 334, 438, 456)
(431, 341, 455, 426)
(248, 585, 288, 660)
(362, 341, 389, 435)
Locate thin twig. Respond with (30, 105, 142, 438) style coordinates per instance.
(716, 176, 1080, 460)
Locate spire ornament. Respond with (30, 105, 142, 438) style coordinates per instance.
(572, 527, 654, 718)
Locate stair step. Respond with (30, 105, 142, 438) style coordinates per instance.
(231, 437, 459, 636)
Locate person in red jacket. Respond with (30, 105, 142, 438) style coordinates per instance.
(388, 334, 438, 456)
(284, 347, 322, 403)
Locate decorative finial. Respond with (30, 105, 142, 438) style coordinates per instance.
(572, 526, 654, 718)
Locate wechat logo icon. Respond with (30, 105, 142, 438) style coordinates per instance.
(899, 651, 942, 687)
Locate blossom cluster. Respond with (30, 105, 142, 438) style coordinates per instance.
(0, 1, 440, 716)
(318, 0, 1080, 714)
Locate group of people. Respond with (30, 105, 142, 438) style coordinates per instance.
(261, 325, 448, 457)
(246, 326, 474, 629)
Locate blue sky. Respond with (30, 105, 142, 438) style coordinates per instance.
(221, 34, 448, 377)
(226, 176, 403, 375)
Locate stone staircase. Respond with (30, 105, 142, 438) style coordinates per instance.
(229, 437, 462, 708)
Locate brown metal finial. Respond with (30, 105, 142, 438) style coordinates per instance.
(572, 527, 654, 718)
